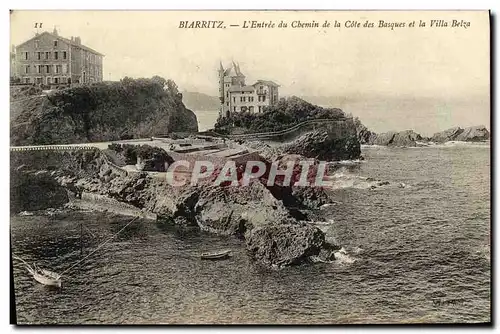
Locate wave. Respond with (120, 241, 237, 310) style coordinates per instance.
(334, 247, 357, 264)
(324, 172, 398, 190)
(363, 141, 489, 149)
(329, 159, 364, 166)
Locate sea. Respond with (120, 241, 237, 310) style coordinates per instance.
(10, 111, 491, 324)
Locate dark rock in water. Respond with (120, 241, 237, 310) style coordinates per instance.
(354, 117, 378, 145)
(391, 130, 422, 147)
(193, 182, 293, 237)
(245, 222, 327, 267)
(373, 130, 422, 147)
(282, 130, 361, 161)
(291, 186, 331, 209)
(430, 125, 489, 142)
(454, 125, 490, 142)
(373, 131, 396, 146)
(10, 169, 69, 213)
(430, 126, 464, 142)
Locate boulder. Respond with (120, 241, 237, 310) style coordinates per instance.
(282, 130, 361, 161)
(371, 130, 422, 147)
(390, 130, 422, 147)
(373, 131, 396, 146)
(11, 169, 69, 213)
(245, 222, 334, 267)
(430, 126, 464, 142)
(454, 125, 490, 142)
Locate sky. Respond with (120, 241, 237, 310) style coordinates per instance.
(10, 10, 490, 134)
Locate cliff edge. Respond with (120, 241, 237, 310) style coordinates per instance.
(10, 76, 198, 146)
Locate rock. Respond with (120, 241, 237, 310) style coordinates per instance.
(354, 119, 378, 145)
(431, 125, 489, 142)
(372, 130, 422, 147)
(291, 186, 331, 209)
(281, 130, 361, 161)
(245, 222, 327, 267)
(193, 182, 292, 237)
(373, 131, 396, 146)
(10, 169, 69, 213)
(391, 130, 422, 147)
(430, 126, 464, 142)
(11, 149, 343, 268)
(454, 125, 490, 142)
(10, 77, 198, 146)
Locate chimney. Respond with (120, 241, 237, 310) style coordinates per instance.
(53, 26, 58, 36)
(75, 36, 81, 45)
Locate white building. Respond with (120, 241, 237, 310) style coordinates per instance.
(218, 61, 279, 118)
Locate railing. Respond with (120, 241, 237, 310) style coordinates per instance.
(10, 145, 98, 152)
(207, 117, 353, 141)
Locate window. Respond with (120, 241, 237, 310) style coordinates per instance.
(54, 40, 58, 47)
(45, 52, 50, 60)
(249, 96, 254, 102)
(62, 64, 68, 74)
(233, 97, 236, 103)
(54, 52, 58, 60)
(24, 52, 29, 60)
(24, 77, 30, 84)
(24, 65, 29, 74)
(54, 77, 59, 84)
(233, 107, 236, 112)
(37, 52, 41, 60)
(46, 65, 50, 73)
(226, 92, 228, 98)
(258, 106, 262, 112)
(226, 102, 229, 106)
(34, 40, 39, 48)
(36, 77, 42, 84)
(37, 65, 42, 74)
(262, 95, 266, 102)
(63, 51, 67, 59)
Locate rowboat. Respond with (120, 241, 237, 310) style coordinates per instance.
(200, 249, 232, 260)
(27, 264, 62, 288)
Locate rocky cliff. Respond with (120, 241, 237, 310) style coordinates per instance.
(10, 77, 198, 146)
(430, 125, 490, 142)
(11, 149, 339, 268)
(355, 116, 489, 146)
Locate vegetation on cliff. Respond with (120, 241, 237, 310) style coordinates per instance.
(214, 96, 346, 134)
(10, 76, 198, 146)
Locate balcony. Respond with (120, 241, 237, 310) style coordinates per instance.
(256, 90, 268, 95)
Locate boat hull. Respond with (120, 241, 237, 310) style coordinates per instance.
(201, 250, 232, 260)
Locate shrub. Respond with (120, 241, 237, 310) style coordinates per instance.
(214, 96, 346, 134)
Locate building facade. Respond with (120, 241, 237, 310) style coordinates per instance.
(218, 61, 279, 118)
(15, 28, 104, 86)
(10, 45, 17, 80)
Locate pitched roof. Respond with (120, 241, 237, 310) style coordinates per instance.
(253, 80, 280, 87)
(16, 31, 104, 56)
(229, 85, 255, 93)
